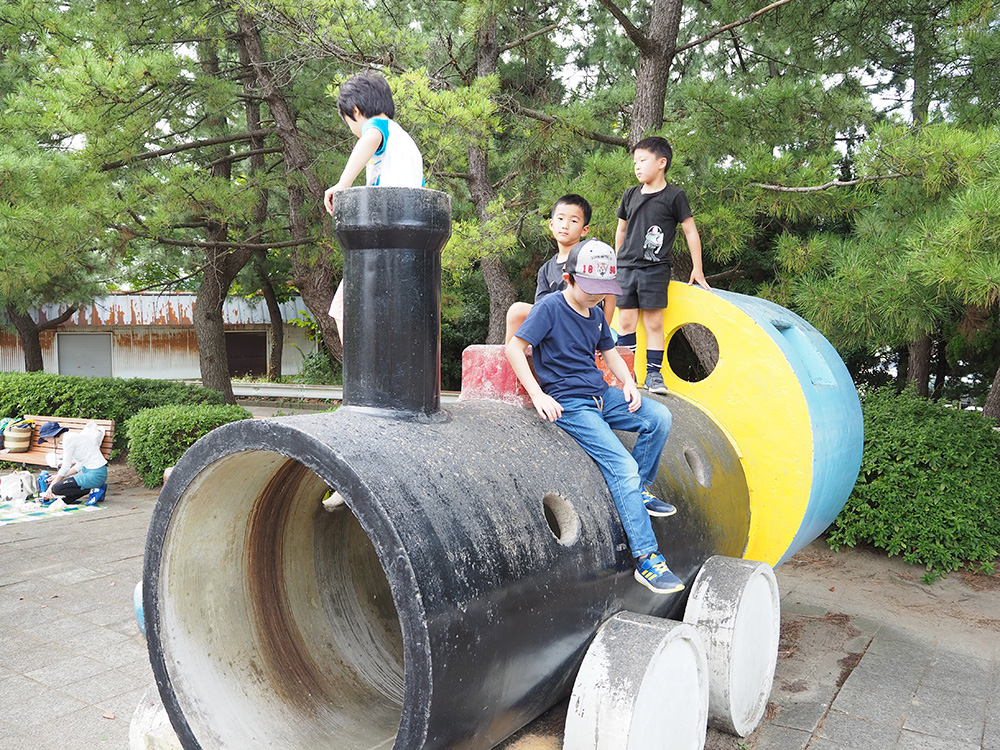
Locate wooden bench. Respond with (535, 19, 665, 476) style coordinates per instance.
(2, 416, 115, 468)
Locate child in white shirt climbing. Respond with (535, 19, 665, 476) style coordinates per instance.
(323, 73, 424, 339)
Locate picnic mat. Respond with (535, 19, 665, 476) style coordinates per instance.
(0, 500, 102, 526)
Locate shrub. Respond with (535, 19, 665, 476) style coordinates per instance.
(827, 386, 1000, 581)
(0, 373, 224, 429)
(296, 349, 342, 385)
(125, 404, 252, 487)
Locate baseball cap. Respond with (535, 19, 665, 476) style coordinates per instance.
(565, 239, 622, 296)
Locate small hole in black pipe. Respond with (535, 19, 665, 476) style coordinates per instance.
(542, 492, 580, 546)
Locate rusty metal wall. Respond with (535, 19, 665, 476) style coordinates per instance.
(111, 328, 201, 379)
(33, 293, 311, 328)
(0, 318, 314, 379)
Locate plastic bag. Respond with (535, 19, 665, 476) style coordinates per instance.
(0, 471, 38, 501)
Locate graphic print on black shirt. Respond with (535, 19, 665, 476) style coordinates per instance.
(643, 225, 664, 261)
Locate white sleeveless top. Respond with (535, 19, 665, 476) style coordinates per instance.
(363, 118, 423, 188)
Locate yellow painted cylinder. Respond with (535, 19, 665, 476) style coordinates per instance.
(615, 283, 863, 565)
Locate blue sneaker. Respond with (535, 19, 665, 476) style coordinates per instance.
(641, 487, 676, 517)
(643, 370, 668, 394)
(634, 552, 685, 594)
(85, 484, 107, 506)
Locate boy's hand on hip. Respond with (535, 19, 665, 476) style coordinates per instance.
(530, 392, 564, 422)
(623, 381, 642, 411)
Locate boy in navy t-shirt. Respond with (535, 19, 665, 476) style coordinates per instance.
(505, 240, 684, 594)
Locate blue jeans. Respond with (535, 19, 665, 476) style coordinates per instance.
(555, 388, 672, 558)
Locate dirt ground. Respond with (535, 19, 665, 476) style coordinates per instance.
(780, 538, 1000, 650)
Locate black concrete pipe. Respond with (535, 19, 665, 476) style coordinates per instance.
(335, 187, 450, 417)
(142, 187, 752, 750)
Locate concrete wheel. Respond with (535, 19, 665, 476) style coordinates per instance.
(564, 611, 709, 750)
(682, 555, 780, 736)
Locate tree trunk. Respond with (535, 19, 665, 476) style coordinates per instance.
(599, 0, 683, 146)
(235, 10, 341, 365)
(239, 36, 283, 383)
(894, 345, 909, 389)
(467, 16, 517, 344)
(906, 335, 932, 397)
(7, 304, 78, 372)
(194, 218, 252, 402)
(254, 250, 284, 382)
(7, 306, 44, 372)
(911, 15, 932, 126)
(194, 251, 236, 403)
(190, 41, 251, 403)
(931, 334, 947, 400)
(984, 361, 1000, 422)
(481, 255, 518, 344)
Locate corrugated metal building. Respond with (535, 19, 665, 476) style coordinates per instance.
(0, 293, 316, 379)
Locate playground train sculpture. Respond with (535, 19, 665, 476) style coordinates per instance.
(139, 187, 863, 750)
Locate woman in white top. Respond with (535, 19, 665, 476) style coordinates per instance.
(41, 422, 108, 504)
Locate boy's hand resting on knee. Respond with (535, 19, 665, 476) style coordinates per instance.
(622, 379, 642, 412)
(529, 391, 564, 422)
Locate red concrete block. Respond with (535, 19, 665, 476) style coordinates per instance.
(459, 345, 635, 407)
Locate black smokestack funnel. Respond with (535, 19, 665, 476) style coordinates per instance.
(331, 187, 452, 417)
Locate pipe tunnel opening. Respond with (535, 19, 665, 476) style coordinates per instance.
(156, 450, 405, 750)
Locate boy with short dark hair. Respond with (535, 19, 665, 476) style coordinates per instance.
(504, 194, 595, 343)
(324, 73, 424, 338)
(615, 136, 710, 394)
(505, 240, 684, 594)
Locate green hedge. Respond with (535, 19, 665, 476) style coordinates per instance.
(0, 372, 225, 429)
(125, 404, 252, 487)
(827, 386, 1000, 581)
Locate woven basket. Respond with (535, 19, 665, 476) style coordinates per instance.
(4, 425, 32, 453)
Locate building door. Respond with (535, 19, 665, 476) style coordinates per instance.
(57, 333, 113, 377)
(225, 332, 267, 377)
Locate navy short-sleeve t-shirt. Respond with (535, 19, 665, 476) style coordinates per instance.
(514, 292, 615, 402)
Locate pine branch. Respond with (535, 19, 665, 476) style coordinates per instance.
(37, 306, 81, 332)
(705, 265, 744, 284)
(499, 23, 559, 54)
(114, 225, 316, 251)
(100, 129, 276, 171)
(751, 173, 907, 193)
(512, 101, 627, 148)
(677, 0, 795, 54)
(596, 0, 652, 54)
(203, 147, 283, 169)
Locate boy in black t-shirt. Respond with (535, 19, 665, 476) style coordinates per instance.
(505, 194, 609, 343)
(614, 137, 710, 393)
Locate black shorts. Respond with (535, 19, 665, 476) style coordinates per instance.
(616, 264, 671, 310)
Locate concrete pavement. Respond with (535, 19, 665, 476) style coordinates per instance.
(0, 472, 157, 750)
